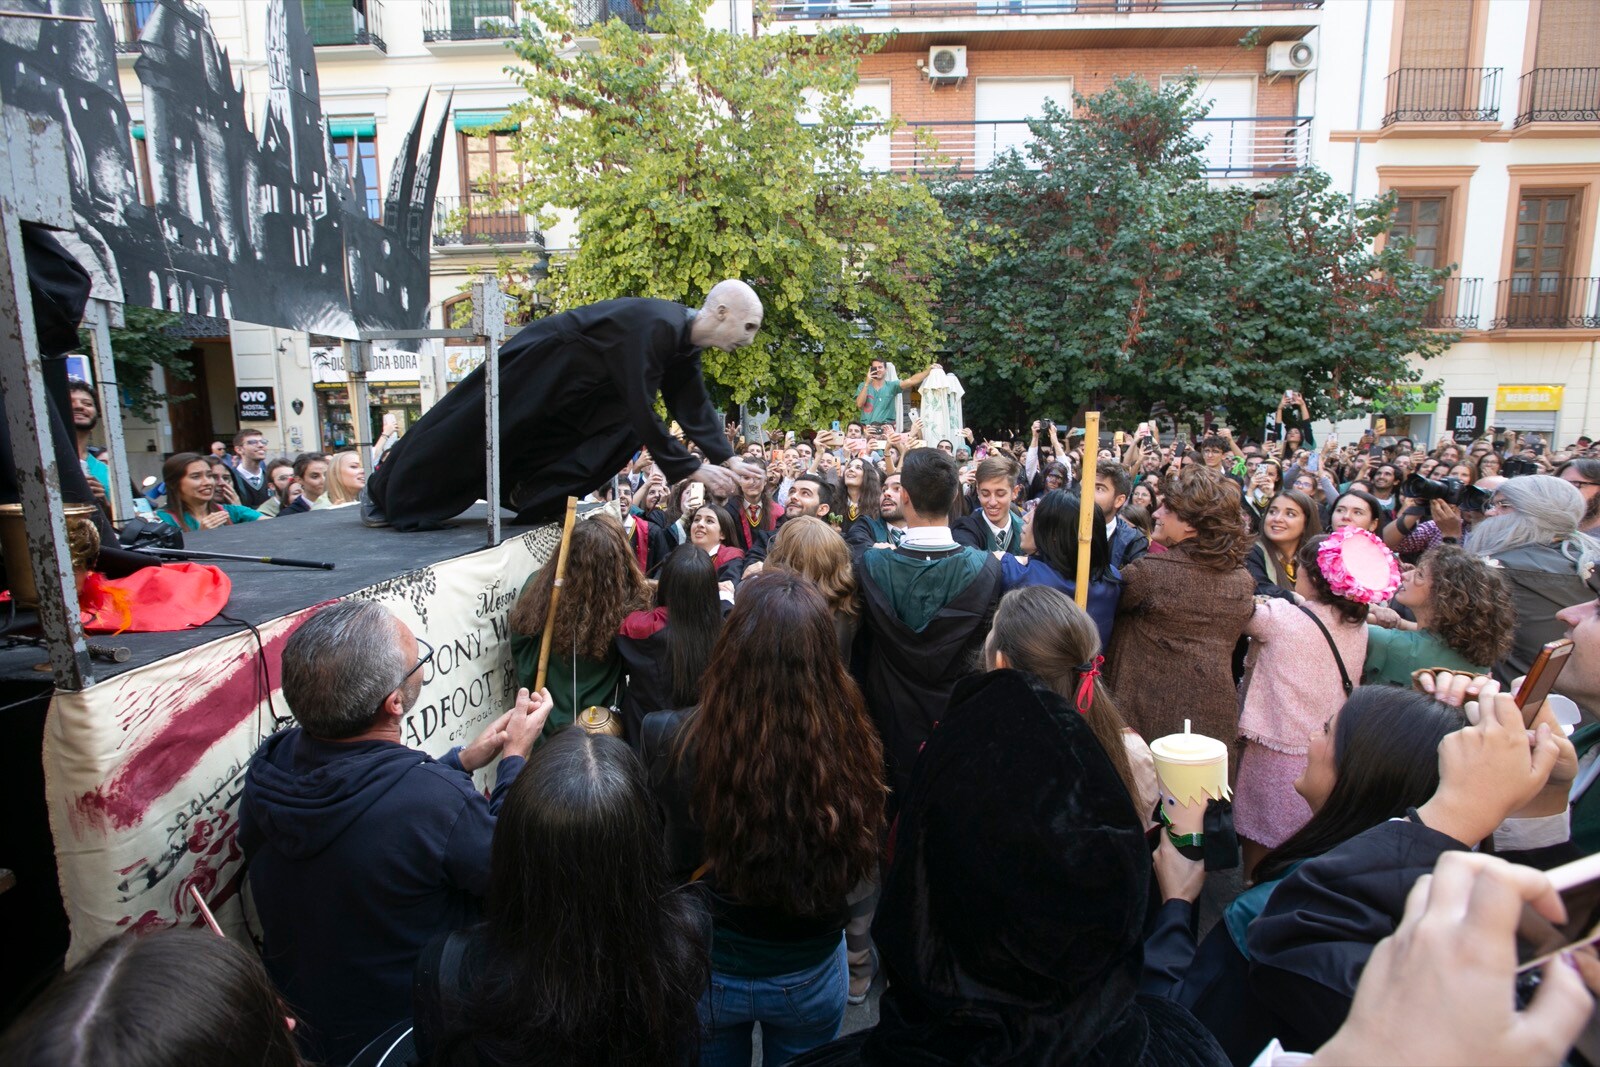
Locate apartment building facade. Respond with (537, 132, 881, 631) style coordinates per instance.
(99, 0, 1324, 478)
(1319, 0, 1600, 446)
(102, 0, 1600, 466)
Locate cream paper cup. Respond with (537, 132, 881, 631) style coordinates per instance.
(1150, 721, 1231, 837)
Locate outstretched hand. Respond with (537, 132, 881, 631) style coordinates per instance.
(689, 459, 745, 499)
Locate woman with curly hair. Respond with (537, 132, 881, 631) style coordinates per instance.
(1106, 466, 1254, 744)
(509, 514, 650, 737)
(764, 516, 860, 657)
(1363, 544, 1516, 686)
(639, 573, 885, 1067)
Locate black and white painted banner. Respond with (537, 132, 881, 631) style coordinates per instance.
(0, 0, 449, 339)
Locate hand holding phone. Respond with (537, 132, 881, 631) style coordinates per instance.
(1516, 639, 1574, 725)
(1321, 852, 1594, 1067)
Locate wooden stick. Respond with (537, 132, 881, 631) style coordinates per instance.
(1075, 412, 1101, 611)
(534, 497, 580, 691)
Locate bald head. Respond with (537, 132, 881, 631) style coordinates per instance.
(690, 279, 764, 352)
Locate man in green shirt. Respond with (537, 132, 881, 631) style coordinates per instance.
(855, 357, 938, 427)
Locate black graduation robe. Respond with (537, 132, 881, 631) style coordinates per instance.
(366, 298, 733, 530)
(854, 543, 1001, 802)
(952, 509, 1024, 553)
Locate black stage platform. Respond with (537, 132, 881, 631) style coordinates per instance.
(0, 503, 517, 683)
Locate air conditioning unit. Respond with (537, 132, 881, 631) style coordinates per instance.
(1266, 40, 1316, 76)
(927, 46, 968, 81)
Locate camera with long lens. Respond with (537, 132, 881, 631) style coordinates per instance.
(1402, 473, 1489, 511)
(1502, 456, 1541, 478)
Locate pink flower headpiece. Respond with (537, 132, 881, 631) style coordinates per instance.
(1316, 525, 1401, 605)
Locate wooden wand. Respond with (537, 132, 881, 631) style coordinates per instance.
(534, 496, 580, 691)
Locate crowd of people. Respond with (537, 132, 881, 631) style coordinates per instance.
(83, 418, 379, 531)
(15, 365, 1600, 1067)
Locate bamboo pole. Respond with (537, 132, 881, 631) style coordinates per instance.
(534, 496, 580, 691)
(1074, 412, 1101, 611)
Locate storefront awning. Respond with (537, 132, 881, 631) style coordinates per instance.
(453, 110, 519, 134)
(327, 117, 378, 139)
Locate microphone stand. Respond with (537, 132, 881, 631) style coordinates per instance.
(134, 547, 335, 570)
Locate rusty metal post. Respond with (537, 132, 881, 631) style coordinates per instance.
(0, 108, 92, 689)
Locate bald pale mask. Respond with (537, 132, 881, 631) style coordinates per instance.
(689, 280, 763, 352)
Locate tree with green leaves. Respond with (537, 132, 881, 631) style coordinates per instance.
(500, 0, 949, 426)
(934, 76, 1454, 436)
(78, 305, 193, 420)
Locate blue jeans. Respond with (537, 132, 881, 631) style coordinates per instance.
(698, 937, 847, 1067)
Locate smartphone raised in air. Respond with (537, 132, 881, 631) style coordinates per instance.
(1516, 638, 1574, 727)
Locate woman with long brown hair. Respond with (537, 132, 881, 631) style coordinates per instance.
(509, 514, 650, 737)
(838, 457, 882, 528)
(688, 503, 748, 585)
(639, 573, 885, 1067)
(986, 585, 1159, 825)
(1106, 466, 1255, 743)
(1246, 489, 1322, 598)
(763, 515, 860, 657)
(156, 452, 262, 530)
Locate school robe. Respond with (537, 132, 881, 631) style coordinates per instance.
(855, 543, 1002, 802)
(952, 510, 1025, 553)
(367, 298, 733, 530)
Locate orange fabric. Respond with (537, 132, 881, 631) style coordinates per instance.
(80, 562, 232, 633)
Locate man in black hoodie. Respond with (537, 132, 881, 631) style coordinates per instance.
(240, 600, 551, 1063)
(856, 448, 1001, 805)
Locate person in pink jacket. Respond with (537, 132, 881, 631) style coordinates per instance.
(1234, 526, 1400, 877)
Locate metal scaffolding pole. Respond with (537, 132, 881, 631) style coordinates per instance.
(82, 299, 136, 524)
(472, 279, 507, 548)
(0, 107, 93, 690)
(357, 278, 507, 547)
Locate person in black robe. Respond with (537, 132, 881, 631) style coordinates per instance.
(854, 448, 1001, 803)
(789, 669, 1231, 1067)
(365, 281, 764, 530)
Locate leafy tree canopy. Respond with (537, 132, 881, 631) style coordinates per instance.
(934, 76, 1454, 436)
(78, 305, 193, 421)
(501, 0, 950, 426)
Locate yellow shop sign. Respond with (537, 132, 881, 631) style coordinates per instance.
(1496, 385, 1564, 412)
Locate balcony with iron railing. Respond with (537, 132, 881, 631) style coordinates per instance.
(766, 0, 1321, 46)
(106, 0, 154, 53)
(1491, 277, 1600, 330)
(573, 0, 657, 30)
(1421, 276, 1482, 330)
(836, 116, 1310, 178)
(433, 196, 544, 250)
(302, 0, 387, 51)
(423, 0, 517, 41)
(771, 0, 1321, 18)
(1381, 67, 1501, 125)
(1515, 68, 1600, 127)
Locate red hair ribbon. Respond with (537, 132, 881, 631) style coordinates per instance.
(1074, 656, 1104, 715)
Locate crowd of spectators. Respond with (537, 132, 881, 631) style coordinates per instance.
(16, 375, 1600, 1067)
